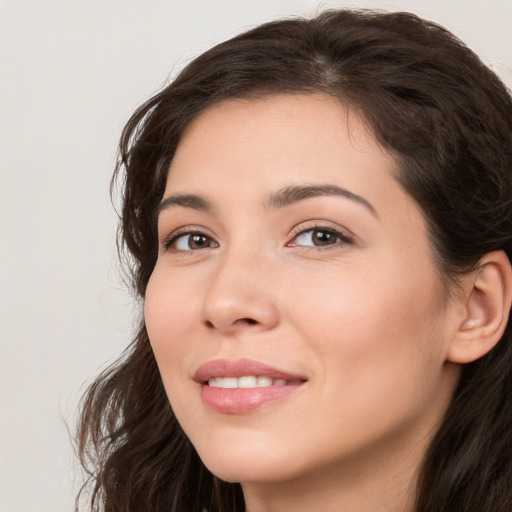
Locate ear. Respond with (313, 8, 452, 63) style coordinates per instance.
(447, 251, 512, 364)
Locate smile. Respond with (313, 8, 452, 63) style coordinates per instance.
(208, 376, 300, 388)
(195, 359, 307, 413)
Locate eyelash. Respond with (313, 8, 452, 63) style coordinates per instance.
(161, 224, 353, 253)
(287, 225, 354, 250)
(162, 229, 217, 252)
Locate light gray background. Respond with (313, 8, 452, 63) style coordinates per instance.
(1, 1, 511, 510)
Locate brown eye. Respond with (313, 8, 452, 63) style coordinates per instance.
(165, 232, 218, 251)
(187, 234, 212, 249)
(290, 227, 349, 247)
(293, 228, 341, 247)
(311, 230, 338, 246)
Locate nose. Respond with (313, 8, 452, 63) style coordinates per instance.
(201, 249, 279, 334)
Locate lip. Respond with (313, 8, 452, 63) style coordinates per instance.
(194, 358, 307, 414)
(193, 358, 306, 382)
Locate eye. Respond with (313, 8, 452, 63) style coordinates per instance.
(287, 227, 352, 248)
(163, 231, 218, 252)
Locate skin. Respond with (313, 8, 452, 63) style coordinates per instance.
(145, 94, 465, 512)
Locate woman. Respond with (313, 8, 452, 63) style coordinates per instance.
(77, 9, 512, 512)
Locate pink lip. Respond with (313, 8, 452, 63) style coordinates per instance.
(193, 358, 306, 382)
(194, 359, 307, 414)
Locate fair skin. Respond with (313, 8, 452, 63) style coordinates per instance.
(144, 94, 509, 512)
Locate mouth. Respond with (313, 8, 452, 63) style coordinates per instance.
(207, 376, 304, 388)
(194, 359, 307, 413)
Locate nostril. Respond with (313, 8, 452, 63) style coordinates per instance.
(204, 317, 259, 330)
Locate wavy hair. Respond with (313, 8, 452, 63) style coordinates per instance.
(76, 9, 512, 512)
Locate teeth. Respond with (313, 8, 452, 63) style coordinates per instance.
(218, 377, 238, 389)
(207, 376, 291, 388)
(239, 376, 257, 388)
(257, 376, 272, 387)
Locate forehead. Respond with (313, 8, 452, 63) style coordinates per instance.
(166, 93, 397, 197)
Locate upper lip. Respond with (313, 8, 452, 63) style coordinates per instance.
(193, 358, 307, 383)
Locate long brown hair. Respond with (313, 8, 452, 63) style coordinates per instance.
(76, 9, 512, 511)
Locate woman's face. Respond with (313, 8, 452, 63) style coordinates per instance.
(145, 94, 461, 487)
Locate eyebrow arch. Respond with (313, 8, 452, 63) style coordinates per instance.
(156, 184, 377, 219)
(266, 184, 378, 217)
(156, 193, 214, 217)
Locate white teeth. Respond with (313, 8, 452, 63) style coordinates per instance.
(256, 376, 272, 387)
(207, 376, 290, 388)
(219, 377, 238, 388)
(238, 376, 257, 388)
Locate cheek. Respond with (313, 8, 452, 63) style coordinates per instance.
(286, 258, 446, 390)
(283, 265, 449, 454)
(144, 269, 197, 377)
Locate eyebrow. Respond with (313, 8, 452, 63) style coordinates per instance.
(156, 193, 214, 217)
(156, 183, 377, 218)
(266, 184, 378, 217)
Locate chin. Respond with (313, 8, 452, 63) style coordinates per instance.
(204, 459, 296, 485)
(193, 438, 304, 484)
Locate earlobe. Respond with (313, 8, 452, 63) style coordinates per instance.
(447, 251, 512, 364)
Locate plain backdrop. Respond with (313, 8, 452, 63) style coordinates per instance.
(1, 1, 511, 510)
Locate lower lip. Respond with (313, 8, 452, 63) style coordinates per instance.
(200, 383, 303, 414)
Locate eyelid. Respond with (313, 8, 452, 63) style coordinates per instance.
(161, 226, 218, 252)
(160, 221, 354, 252)
(286, 222, 354, 248)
